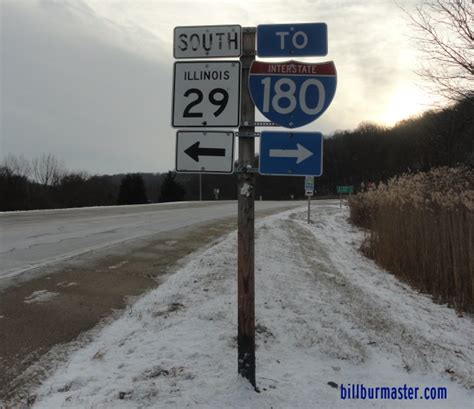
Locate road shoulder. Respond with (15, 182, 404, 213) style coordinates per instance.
(0, 216, 236, 403)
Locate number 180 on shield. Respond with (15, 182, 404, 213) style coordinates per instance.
(249, 60, 337, 128)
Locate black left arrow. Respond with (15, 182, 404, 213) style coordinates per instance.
(184, 141, 225, 162)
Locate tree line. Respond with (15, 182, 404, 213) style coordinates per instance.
(1, 95, 472, 211)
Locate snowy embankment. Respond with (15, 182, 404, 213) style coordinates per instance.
(29, 204, 473, 408)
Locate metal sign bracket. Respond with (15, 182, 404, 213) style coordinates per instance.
(235, 165, 259, 174)
(236, 131, 260, 138)
(245, 121, 279, 127)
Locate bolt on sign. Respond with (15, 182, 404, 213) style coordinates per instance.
(174, 25, 241, 59)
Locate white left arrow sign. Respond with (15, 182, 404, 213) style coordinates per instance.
(269, 143, 313, 164)
(176, 131, 235, 174)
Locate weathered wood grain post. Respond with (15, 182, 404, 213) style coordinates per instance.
(237, 27, 256, 389)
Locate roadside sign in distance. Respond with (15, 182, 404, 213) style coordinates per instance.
(249, 60, 336, 128)
(172, 61, 241, 128)
(259, 131, 323, 177)
(305, 176, 314, 192)
(337, 185, 354, 194)
(174, 25, 241, 59)
(176, 131, 235, 174)
(257, 23, 327, 57)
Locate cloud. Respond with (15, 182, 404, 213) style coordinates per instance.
(1, 0, 431, 175)
(83, 0, 430, 132)
(1, 0, 173, 174)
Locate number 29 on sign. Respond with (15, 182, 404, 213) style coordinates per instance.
(182, 88, 229, 118)
(172, 61, 241, 128)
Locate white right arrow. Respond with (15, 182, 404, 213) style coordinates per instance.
(269, 143, 314, 164)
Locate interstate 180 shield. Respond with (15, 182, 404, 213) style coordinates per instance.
(249, 60, 337, 128)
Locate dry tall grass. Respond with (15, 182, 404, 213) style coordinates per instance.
(349, 167, 474, 313)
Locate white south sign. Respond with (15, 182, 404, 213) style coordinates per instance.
(175, 131, 235, 174)
(172, 61, 241, 128)
(174, 25, 241, 59)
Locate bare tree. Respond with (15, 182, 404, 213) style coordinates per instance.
(32, 153, 64, 186)
(404, 0, 473, 104)
(1, 154, 32, 178)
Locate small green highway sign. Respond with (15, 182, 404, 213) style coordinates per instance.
(336, 185, 353, 194)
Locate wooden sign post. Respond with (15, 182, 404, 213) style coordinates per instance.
(237, 27, 257, 389)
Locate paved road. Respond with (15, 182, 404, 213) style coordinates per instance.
(0, 201, 301, 285)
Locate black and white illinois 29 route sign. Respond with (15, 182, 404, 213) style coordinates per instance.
(176, 131, 234, 174)
(172, 61, 241, 128)
(174, 25, 241, 59)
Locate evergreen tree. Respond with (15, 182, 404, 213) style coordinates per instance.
(159, 171, 185, 202)
(0, 167, 30, 211)
(117, 173, 148, 205)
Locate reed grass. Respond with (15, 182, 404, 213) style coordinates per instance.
(349, 167, 474, 313)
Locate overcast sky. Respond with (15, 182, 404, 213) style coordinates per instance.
(1, 0, 436, 175)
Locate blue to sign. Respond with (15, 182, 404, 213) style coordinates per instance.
(257, 23, 327, 57)
(249, 60, 337, 128)
(259, 132, 323, 176)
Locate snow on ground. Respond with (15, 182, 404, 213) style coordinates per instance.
(29, 204, 473, 408)
(56, 282, 78, 288)
(108, 261, 130, 270)
(23, 290, 59, 304)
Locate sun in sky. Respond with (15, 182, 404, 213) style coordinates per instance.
(379, 86, 433, 127)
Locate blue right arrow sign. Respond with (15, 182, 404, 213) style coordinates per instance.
(259, 131, 323, 176)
